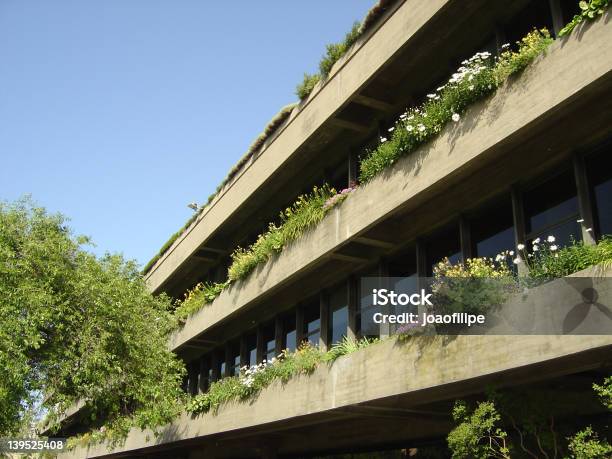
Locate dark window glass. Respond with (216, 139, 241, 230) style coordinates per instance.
(426, 225, 461, 275)
(246, 333, 257, 366)
(505, 0, 554, 43)
(388, 247, 417, 277)
(228, 341, 240, 376)
(283, 313, 296, 352)
(261, 323, 275, 362)
(303, 300, 320, 346)
(357, 271, 379, 339)
(329, 285, 348, 344)
(587, 147, 612, 237)
(524, 170, 580, 247)
(560, 0, 581, 24)
(471, 197, 515, 258)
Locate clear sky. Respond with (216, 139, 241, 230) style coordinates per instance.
(0, 0, 374, 266)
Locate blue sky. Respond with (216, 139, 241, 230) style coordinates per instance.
(0, 0, 374, 266)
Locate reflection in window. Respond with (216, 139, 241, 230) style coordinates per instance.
(302, 300, 320, 346)
(262, 323, 275, 362)
(329, 285, 348, 344)
(524, 170, 581, 247)
(283, 314, 296, 352)
(471, 197, 515, 258)
(229, 341, 240, 376)
(587, 147, 612, 237)
(246, 333, 257, 366)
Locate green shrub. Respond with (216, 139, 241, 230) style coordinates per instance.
(567, 426, 612, 459)
(447, 400, 510, 459)
(559, 0, 610, 37)
(319, 22, 361, 77)
(359, 29, 552, 183)
(296, 73, 321, 100)
(227, 185, 339, 282)
(432, 256, 517, 316)
(522, 236, 612, 280)
(174, 281, 228, 321)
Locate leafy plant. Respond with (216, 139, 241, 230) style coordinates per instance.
(227, 185, 340, 282)
(559, 0, 610, 37)
(520, 236, 612, 280)
(567, 427, 612, 459)
(296, 73, 322, 100)
(432, 255, 518, 316)
(324, 336, 377, 361)
(174, 281, 229, 321)
(0, 198, 185, 442)
(319, 22, 361, 78)
(359, 29, 552, 183)
(447, 400, 511, 459)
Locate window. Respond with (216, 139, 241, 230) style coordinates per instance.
(302, 300, 320, 346)
(505, 0, 553, 44)
(357, 271, 380, 339)
(282, 313, 297, 352)
(246, 333, 257, 367)
(329, 284, 348, 344)
(523, 169, 581, 247)
(587, 147, 612, 237)
(471, 197, 515, 258)
(228, 341, 241, 377)
(262, 323, 276, 362)
(426, 225, 461, 275)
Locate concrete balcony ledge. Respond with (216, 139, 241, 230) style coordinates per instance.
(170, 16, 612, 352)
(144, 0, 449, 292)
(62, 333, 612, 458)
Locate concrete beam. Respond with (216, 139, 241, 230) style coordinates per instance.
(60, 335, 612, 458)
(170, 18, 612, 352)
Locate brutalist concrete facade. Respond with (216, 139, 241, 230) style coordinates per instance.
(61, 1, 612, 457)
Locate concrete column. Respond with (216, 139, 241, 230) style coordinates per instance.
(274, 316, 284, 356)
(348, 149, 359, 186)
(573, 153, 597, 245)
(459, 215, 472, 261)
(295, 305, 305, 346)
(548, 0, 565, 36)
(319, 290, 330, 351)
(511, 186, 529, 276)
(256, 324, 265, 363)
(347, 276, 359, 339)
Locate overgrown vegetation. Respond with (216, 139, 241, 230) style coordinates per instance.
(295, 1, 398, 100)
(447, 377, 612, 458)
(359, 29, 553, 182)
(432, 255, 517, 316)
(186, 337, 376, 416)
(559, 0, 610, 36)
(174, 281, 228, 322)
(227, 185, 347, 282)
(521, 236, 612, 280)
(0, 198, 185, 443)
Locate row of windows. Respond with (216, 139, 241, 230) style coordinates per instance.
(183, 143, 612, 394)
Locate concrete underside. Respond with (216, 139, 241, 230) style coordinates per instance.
(62, 333, 612, 459)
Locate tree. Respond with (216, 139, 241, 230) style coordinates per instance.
(0, 198, 185, 441)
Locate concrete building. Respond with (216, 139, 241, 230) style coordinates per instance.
(60, 0, 612, 457)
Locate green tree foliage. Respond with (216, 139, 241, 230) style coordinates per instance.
(447, 400, 511, 459)
(0, 198, 185, 440)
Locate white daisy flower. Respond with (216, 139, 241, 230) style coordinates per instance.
(452, 113, 460, 122)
